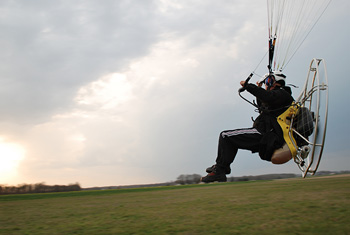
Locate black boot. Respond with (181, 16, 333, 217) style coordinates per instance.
(201, 166, 227, 183)
(206, 164, 231, 174)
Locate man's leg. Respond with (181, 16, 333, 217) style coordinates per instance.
(202, 128, 262, 183)
(216, 128, 262, 169)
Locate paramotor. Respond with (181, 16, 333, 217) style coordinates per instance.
(239, 0, 331, 177)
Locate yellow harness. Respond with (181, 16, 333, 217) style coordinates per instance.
(272, 102, 299, 164)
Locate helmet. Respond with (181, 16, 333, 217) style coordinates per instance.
(273, 71, 286, 82)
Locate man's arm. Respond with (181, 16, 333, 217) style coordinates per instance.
(245, 83, 280, 103)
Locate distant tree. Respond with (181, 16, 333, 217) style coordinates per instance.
(176, 174, 186, 185)
(176, 174, 202, 185)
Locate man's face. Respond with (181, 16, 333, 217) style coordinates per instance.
(264, 75, 275, 90)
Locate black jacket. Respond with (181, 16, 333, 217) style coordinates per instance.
(245, 83, 294, 161)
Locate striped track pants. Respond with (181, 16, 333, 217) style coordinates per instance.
(215, 127, 262, 170)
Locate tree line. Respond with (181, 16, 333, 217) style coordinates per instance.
(0, 182, 81, 195)
(174, 172, 350, 185)
(175, 173, 299, 185)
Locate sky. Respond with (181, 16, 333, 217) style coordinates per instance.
(1, 0, 349, 188)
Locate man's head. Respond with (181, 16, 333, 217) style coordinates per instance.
(259, 71, 286, 89)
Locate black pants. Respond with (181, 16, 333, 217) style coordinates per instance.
(215, 127, 262, 172)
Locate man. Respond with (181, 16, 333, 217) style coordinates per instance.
(201, 71, 294, 183)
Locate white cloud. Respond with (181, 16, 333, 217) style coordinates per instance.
(158, 0, 184, 13)
(75, 73, 133, 109)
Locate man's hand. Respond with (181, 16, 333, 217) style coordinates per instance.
(240, 81, 246, 87)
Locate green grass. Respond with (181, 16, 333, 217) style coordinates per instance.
(0, 175, 349, 234)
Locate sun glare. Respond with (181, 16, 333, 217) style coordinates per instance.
(0, 140, 25, 181)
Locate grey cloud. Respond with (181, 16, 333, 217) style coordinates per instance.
(0, 0, 159, 124)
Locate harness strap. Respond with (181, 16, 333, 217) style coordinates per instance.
(276, 102, 299, 158)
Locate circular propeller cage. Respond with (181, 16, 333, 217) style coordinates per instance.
(291, 58, 329, 177)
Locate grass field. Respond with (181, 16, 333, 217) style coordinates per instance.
(1, 175, 349, 234)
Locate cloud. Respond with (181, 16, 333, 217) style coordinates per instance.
(75, 73, 133, 109)
(0, 0, 160, 124)
(14, 22, 266, 186)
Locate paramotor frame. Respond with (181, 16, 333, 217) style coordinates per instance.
(291, 58, 329, 177)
